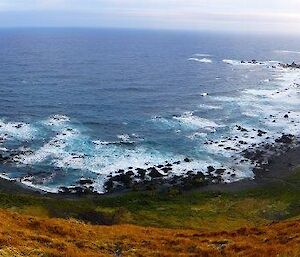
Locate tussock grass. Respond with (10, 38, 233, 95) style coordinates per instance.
(0, 209, 299, 257)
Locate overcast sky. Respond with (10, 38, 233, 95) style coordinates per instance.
(0, 0, 300, 33)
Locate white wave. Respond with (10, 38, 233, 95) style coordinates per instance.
(20, 180, 59, 193)
(242, 111, 259, 118)
(117, 134, 131, 142)
(223, 59, 263, 66)
(43, 114, 70, 127)
(0, 173, 15, 181)
(223, 59, 243, 65)
(173, 112, 220, 130)
(274, 50, 300, 55)
(93, 140, 113, 145)
(188, 57, 212, 63)
(92, 156, 223, 193)
(193, 53, 212, 57)
(244, 89, 273, 97)
(0, 120, 36, 141)
(198, 104, 222, 110)
(247, 69, 300, 105)
(188, 132, 207, 140)
(205, 124, 272, 159)
(93, 133, 135, 146)
(14, 128, 79, 165)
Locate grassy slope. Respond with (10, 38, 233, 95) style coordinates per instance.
(1, 168, 299, 231)
(0, 209, 299, 257)
(0, 168, 298, 256)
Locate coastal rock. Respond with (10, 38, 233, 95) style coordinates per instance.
(77, 179, 94, 185)
(136, 168, 146, 179)
(148, 168, 165, 178)
(215, 169, 226, 175)
(161, 167, 172, 173)
(184, 158, 191, 162)
(180, 171, 208, 189)
(207, 166, 215, 173)
(236, 125, 248, 132)
(0, 154, 9, 163)
(275, 134, 294, 144)
(279, 62, 300, 69)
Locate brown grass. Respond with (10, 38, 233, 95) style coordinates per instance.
(0, 209, 299, 257)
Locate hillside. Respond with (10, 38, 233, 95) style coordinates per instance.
(0, 168, 298, 256)
(0, 209, 299, 257)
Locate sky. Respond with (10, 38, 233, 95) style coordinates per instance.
(0, 0, 300, 33)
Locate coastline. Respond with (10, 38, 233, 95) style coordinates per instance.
(0, 61, 299, 197)
(199, 144, 300, 193)
(0, 62, 299, 195)
(0, 143, 299, 198)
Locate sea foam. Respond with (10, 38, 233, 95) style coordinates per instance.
(188, 57, 212, 63)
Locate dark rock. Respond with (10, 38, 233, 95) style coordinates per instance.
(257, 129, 267, 135)
(136, 168, 146, 179)
(59, 186, 71, 194)
(236, 125, 248, 132)
(0, 154, 9, 163)
(180, 171, 207, 189)
(207, 166, 215, 173)
(275, 134, 294, 144)
(279, 62, 300, 69)
(14, 124, 23, 129)
(77, 179, 93, 185)
(109, 172, 133, 188)
(125, 170, 134, 177)
(215, 169, 226, 175)
(161, 167, 172, 173)
(184, 158, 191, 162)
(148, 168, 164, 178)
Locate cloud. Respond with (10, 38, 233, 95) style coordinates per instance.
(0, 0, 300, 33)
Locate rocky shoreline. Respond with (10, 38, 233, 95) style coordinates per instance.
(1, 131, 298, 196)
(96, 133, 300, 194)
(0, 60, 299, 196)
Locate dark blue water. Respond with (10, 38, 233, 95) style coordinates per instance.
(0, 28, 299, 192)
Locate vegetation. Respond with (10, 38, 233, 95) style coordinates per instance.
(1, 168, 299, 230)
(0, 209, 299, 257)
(0, 167, 298, 256)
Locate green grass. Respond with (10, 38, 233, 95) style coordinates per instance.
(0, 167, 299, 231)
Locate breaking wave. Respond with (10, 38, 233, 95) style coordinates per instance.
(188, 57, 212, 63)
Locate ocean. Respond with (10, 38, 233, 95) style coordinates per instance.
(0, 28, 299, 193)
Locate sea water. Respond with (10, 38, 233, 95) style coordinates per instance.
(0, 28, 299, 193)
